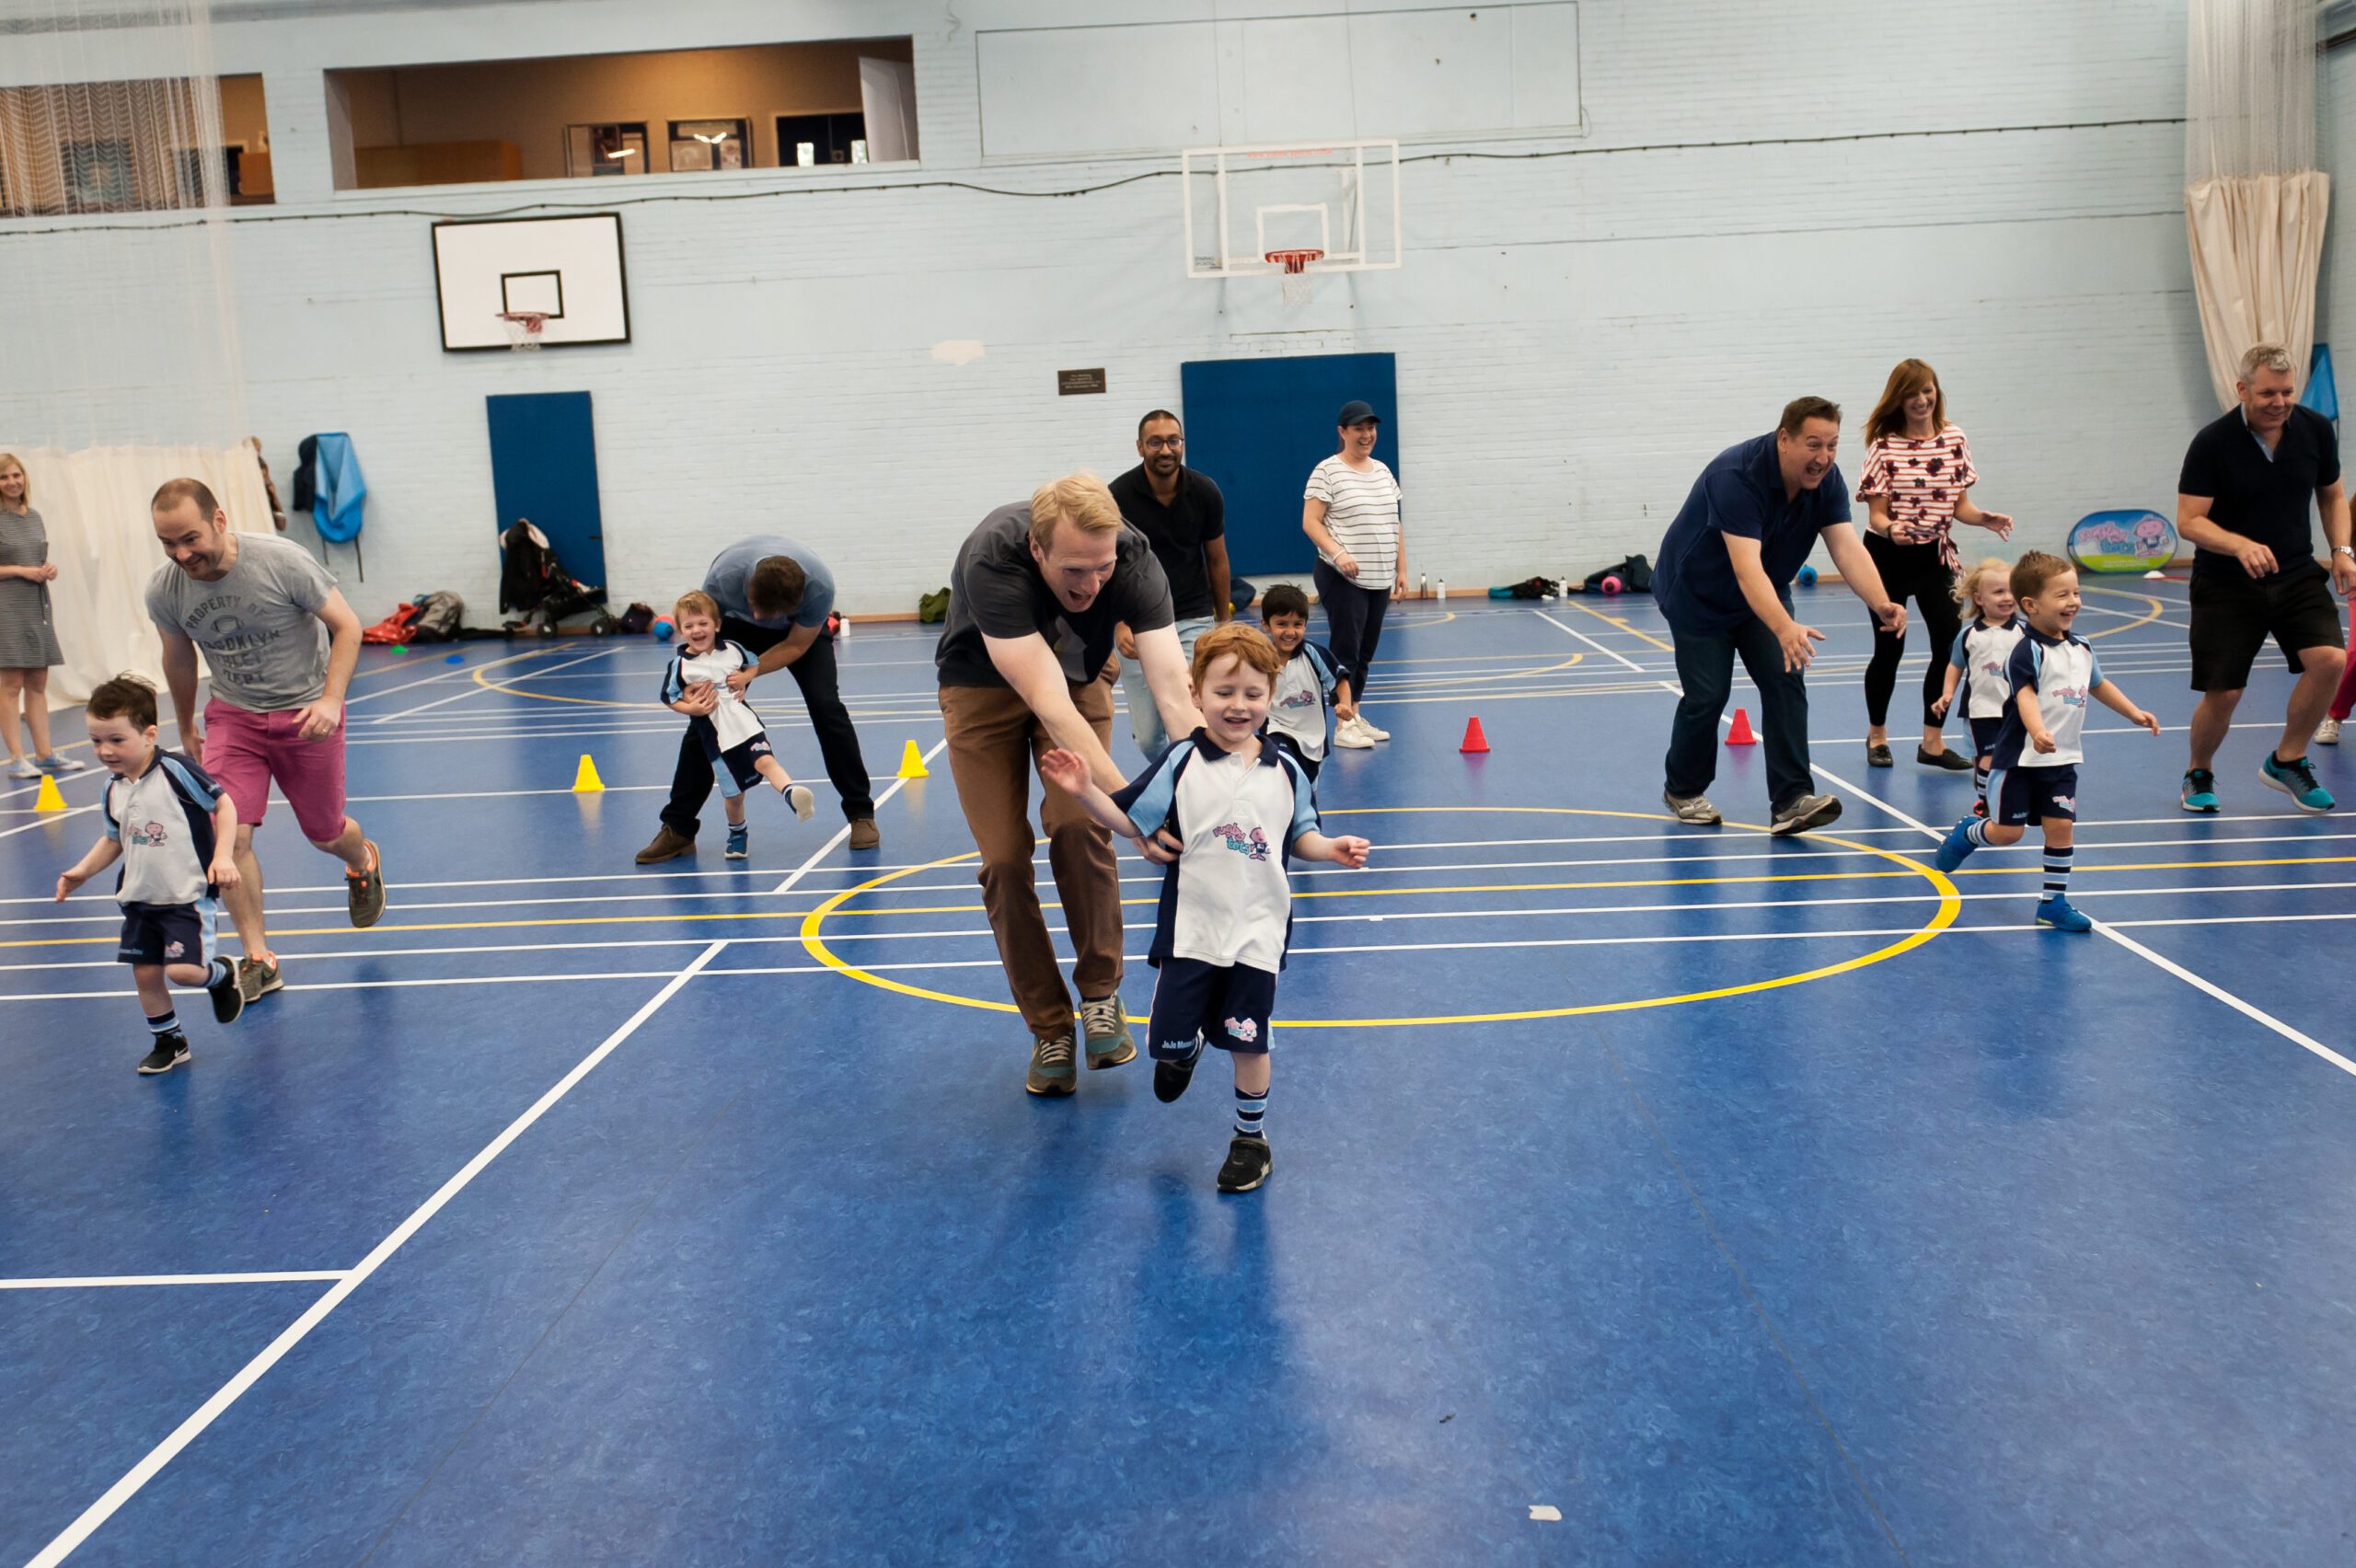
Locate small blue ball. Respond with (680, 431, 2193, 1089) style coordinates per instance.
(1796, 564, 1819, 586)
(445, 652, 465, 663)
(653, 617, 676, 642)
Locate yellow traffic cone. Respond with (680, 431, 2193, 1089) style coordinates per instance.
(896, 740, 929, 779)
(572, 753, 606, 792)
(32, 773, 68, 812)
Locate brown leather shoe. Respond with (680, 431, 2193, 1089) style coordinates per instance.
(848, 816, 880, 850)
(634, 825, 695, 865)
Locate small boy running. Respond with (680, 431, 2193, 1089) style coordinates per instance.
(660, 592, 814, 859)
(1039, 623, 1370, 1193)
(1258, 583, 1351, 780)
(1934, 552, 2159, 930)
(54, 675, 244, 1074)
(1932, 557, 2025, 816)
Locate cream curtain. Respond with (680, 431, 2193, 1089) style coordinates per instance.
(2184, 0, 2328, 409)
(1, 444, 273, 706)
(2185, 173, 2332, 409)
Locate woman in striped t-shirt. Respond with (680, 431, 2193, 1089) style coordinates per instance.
(1855, 359, 2013, 771)
(1302, 399, 1405, 749)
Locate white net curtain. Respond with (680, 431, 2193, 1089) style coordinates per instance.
(0, 0, 259, 702)
(2184, 0, 2331, 409)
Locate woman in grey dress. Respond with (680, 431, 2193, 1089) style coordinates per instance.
(0, 455, 87, 779)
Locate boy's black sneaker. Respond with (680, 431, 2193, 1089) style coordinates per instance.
(137, 1033, 191, 1075)
(1217, 1135, 1273, 1193)
(1153, 1046, 1200, 1103)
(208, 965, 245, 1024)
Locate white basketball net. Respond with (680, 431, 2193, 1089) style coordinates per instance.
(498, 312, 548, 352)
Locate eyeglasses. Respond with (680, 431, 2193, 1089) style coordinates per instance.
(1141, 436, 1184, 452)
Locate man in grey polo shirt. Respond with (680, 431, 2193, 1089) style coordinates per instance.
(636, 535, 879, 862)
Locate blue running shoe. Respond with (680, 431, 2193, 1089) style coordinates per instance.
(2037, 897, 2093, 932)
(2258, 752, 2335, 813)
(2180, 768, 2220, 813)
(725, 824, 749, 859)
(1934, 819, 1979, 872)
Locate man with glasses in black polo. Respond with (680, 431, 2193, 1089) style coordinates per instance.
(1110, 409, 1231, 758)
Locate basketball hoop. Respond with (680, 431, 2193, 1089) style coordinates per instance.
(1265, 248, 1324, 306)
(496, 311, 549, 352)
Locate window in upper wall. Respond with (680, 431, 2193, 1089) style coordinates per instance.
(0, 73, 273, 215)
(325, 40, 916, 192)
(565, 122, 650, 178)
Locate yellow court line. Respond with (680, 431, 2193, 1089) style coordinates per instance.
(797, 806, 1962, 1028)
(1562, 598, 1676, 653)
(2078, 586, 2169, 640)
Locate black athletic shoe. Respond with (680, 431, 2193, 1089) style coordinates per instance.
(137, 1033, 191, 1075)
(1865, 743, 1894, 767)
(1153, 1047, 1200, 1103)
(1917, 745, 1972, 771)
(1217, 1135, 1273, 1193)
(208, 966, 245, 1025)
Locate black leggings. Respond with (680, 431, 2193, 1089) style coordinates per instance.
(1862, 532, 1962, 731)
(1313, 560, 1392, 698)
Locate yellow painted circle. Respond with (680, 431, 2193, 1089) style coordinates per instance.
(797, 805, 1959, 1028)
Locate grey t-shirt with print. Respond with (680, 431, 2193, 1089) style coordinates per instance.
(145, 533, 338, 713)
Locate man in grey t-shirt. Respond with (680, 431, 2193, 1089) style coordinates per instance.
(148, 478, 386, 1002)
(635, 534, 879, 863)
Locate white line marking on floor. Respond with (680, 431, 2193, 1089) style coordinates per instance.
(0, 1271, 349, 1291)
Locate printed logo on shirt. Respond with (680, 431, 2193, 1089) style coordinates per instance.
(2055, 684, 2089, 709)
(132, 821, 170, 847)
(1213, 822, 1271, 861)
(1222, 1017, 1260, 1045)
(1276, 687, 1320, 710)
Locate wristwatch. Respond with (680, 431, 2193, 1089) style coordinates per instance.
(2335, 544, 2355, 559)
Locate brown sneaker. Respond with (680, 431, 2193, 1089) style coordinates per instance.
(848, 816, 880, 851)
(345, 839, 387, 928)
(635, 824, 696, 865)
(237, 955, 284, 1002)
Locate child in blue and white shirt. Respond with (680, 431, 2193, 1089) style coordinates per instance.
(1933, 558, 2025, 817)
(1258, 582, 1350, 784)
(661, 591, 814, 859)
(54, 675, 245, 1075)
(1935, 553, 2157, 930)
(1040, 623, 1370, 1193)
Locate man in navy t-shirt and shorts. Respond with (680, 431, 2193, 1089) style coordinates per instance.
(1651, 397, 1908, 836)
(2175, 342, 2356, 814)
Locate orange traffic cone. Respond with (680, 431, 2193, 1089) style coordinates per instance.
(1460, 716, 1490, 754)
(1727, 709, 1757, 745)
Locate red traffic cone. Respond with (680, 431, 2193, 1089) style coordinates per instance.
(1461, 716, 1490, 754)
(1727, 708, 1757, 746)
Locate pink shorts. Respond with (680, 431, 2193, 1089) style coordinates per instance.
(202, 698, 350, 843)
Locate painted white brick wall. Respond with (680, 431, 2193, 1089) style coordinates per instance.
(0, 0, 2212, 622)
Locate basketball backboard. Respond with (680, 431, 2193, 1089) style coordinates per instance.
(1181, 138, 1402, 281)
(433, 213, 630, 352)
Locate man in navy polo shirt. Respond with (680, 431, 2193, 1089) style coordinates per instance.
(1653, 396, 1906, 835)
(2174, 342, 2354, 815)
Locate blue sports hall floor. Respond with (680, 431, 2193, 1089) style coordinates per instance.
(3, 578, 2352, 1566)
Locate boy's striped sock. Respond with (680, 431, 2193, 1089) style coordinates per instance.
(1965, 818, 1993, 847)
(2040, 844, 2074, 903)
(146, 1009, 179, 1037)
(1973, 765, 1991, 809)
(206, 958, 234, 988)
(1234, 1085, 1267, 1140)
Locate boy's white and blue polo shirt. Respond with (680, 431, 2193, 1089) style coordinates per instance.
(103, 749, 225, 906)
(1988, 627, 2101, 772)
(1948, 616, 2026, 721)
(1265, 640, 1342, 762)
(1109, 729, 1321, 974)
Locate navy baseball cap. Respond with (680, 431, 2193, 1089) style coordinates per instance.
(1337, 399, 1380, 425)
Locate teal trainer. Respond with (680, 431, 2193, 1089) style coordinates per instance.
(2179, 769, 2220, 813)
(1024, 1032, 1077, 1096)
(1934, 819, 1980, 872)
(1079, 994, 1135, 1069)
(2038, 897, 2094, 933)
(2258, 752, 2335, 813)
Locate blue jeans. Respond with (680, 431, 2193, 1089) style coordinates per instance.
(1121, 615, 1215, 758)
(1662, 612, 1814, 812)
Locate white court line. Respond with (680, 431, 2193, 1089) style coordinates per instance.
(19, 937, 730, 1568)
(0, 802, 98, 839)
(366, 646, 626, 723)
(770, 737, 945, 895)
(0, 1272, 349, 1291)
